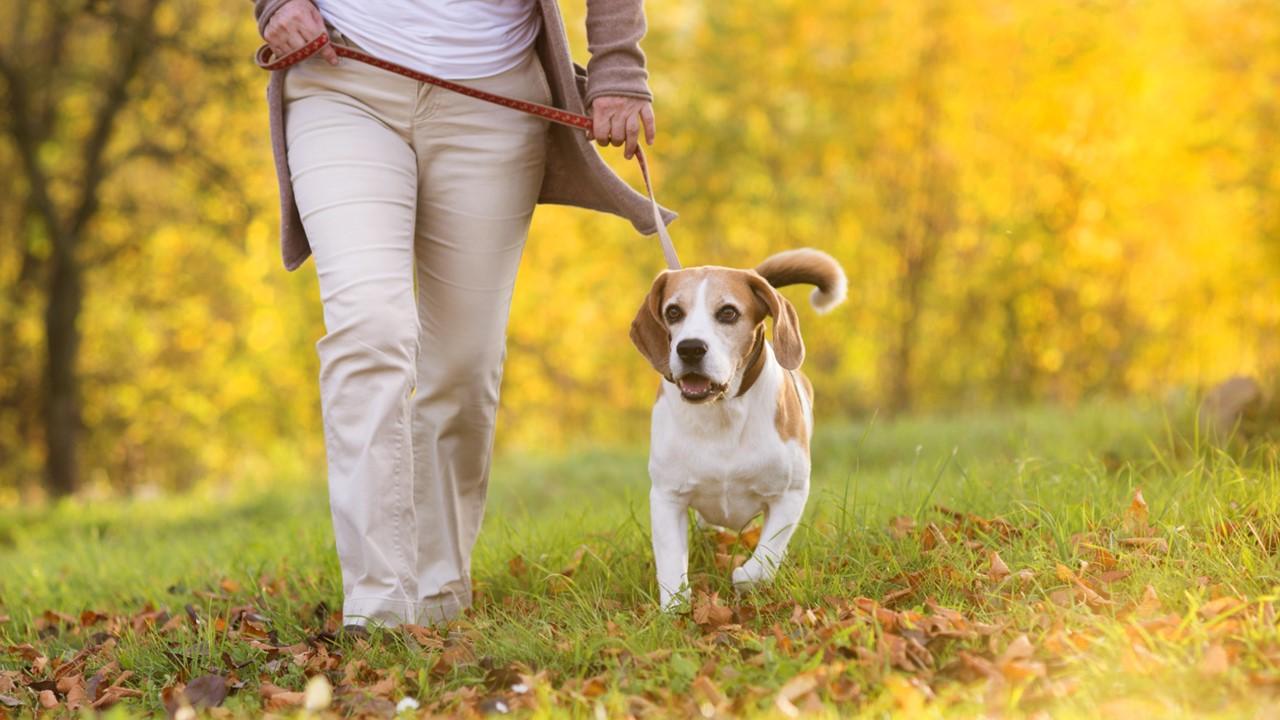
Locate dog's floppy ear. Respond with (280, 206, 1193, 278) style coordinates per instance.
(630, 271, 672, 377)
(748, 272, 804, 370)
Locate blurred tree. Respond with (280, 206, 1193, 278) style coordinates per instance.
(0, 1, 252, 495)
(874, 0, 956, 413)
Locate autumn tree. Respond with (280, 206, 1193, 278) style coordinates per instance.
(0, 1, 267, 495)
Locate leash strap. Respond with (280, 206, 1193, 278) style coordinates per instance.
(256, 34, 681, 270)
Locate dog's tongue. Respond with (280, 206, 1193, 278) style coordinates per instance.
(680, 375, 711, 394)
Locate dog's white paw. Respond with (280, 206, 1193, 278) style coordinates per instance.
(732, 560, 775, 590)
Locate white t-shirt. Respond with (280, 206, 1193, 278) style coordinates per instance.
(314, 0, 541, 80)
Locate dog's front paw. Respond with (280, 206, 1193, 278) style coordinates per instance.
(732, 560, 775, 590)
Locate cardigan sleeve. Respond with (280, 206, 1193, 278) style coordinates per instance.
(254, 0, 305, 38)
(582, 0, 654, 107)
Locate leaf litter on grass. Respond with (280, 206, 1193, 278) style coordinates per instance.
(3, 484, 1280, 717)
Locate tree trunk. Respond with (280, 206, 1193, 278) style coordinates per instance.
(43, 247, 82, 497)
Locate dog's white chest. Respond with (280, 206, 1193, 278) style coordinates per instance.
(648, 368, 810, 530)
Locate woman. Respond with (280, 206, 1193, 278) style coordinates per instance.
(253, 0, 675, 629)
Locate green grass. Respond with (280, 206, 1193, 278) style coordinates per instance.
(4, 399, 1280, 717)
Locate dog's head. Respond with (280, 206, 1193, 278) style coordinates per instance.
(630, 266, 803, 403)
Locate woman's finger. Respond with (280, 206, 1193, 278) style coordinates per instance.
(301, 7, 340, 64)
(624, 113, 641, 158)
(593, 109, 611, 145)
(609, 113, 626, 147)
(641, 105, 656, 145)
(288, 25, 313, 55)
(264, 25, 287, 58)
(596, 126, 610, 146)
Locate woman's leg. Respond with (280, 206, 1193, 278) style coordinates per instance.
(409, 49, 552, 621)
(283, 55, 424, 627)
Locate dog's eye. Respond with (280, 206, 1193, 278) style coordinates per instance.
(716, 305, 740, 324)
(664, 305, 684, 324)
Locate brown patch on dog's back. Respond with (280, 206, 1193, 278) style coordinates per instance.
(775, 369, 810, 449)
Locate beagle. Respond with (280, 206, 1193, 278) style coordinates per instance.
(630, 249, 847, 609)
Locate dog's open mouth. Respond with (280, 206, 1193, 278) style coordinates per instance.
(676, 373, 726, 402)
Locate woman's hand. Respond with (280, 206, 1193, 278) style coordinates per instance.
(263, 0, 339, 66)
(589, 96, 656, 159)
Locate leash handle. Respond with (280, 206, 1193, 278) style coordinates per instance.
(256, 34, 681, 270)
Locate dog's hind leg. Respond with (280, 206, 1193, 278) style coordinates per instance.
(732, 488, 807, 589)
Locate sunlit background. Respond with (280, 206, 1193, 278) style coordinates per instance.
(2, 0, 1278, 503)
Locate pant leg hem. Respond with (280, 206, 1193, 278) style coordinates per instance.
(342, 596, 419, 628)
(343, 593, 469, 628)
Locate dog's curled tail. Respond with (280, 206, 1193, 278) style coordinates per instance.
(755, 248, 848, 314)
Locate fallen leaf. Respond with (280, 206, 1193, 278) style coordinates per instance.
(774, 674, 818, 718)
(988, 551, 1010, 582)
(691, 675, 727, 715)
(508, 555, 527, 577)
(888, 516, 916, 539)
(1000, 634, 1035, 664)
(1199, 596, 1245, 621)
(1119, 536, 1169, 554)
(1125, 488, 1149, 535)
(1199, 643, 1230, 675)
(921, 523, 948, 551)
(692, 592, 734, 630)
(183, 674, 228, 709)
(1134, 584, 1163, 616)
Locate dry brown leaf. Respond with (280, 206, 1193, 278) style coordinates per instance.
(184, 674, 228, 710)
(774, 674, 818, 718)
(1000, 634, 1035, 663)
(1135, 584, 1163, 615)
(265, 691, 304, 710)
(888, 516, 916, 539)
(508, 555, 527, 577)
(92, 685, 142, 710)
(1090, 545, 1119, 570)
(692, 592, 734, 630)
(691, 675, 727, 714)
(258, 682, 296, 699)
(63, 676, 89, 711)
(1199, 596, 1246, 621)
(921, 523, 948, 551)
(1095, 570, 1131, 584)
(1119, 536, 1169, 554)
(1125, 488, 1149, 535)
(580, 676, 607, 698)
(988, 551, 1010, 582)
(401, 624, 444, 650)
(1199, 643, 1230, 675)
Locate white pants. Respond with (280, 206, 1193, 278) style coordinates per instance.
(283, 32, 550, 626)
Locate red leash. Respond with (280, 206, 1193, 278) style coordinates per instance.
(256, 33, 681, 270)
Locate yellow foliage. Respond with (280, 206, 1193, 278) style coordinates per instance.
(2, 0, 1279, 491)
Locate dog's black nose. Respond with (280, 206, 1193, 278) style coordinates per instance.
(676, 339, 708, 363)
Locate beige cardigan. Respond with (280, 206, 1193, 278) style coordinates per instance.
(254, 0, 677, 272)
